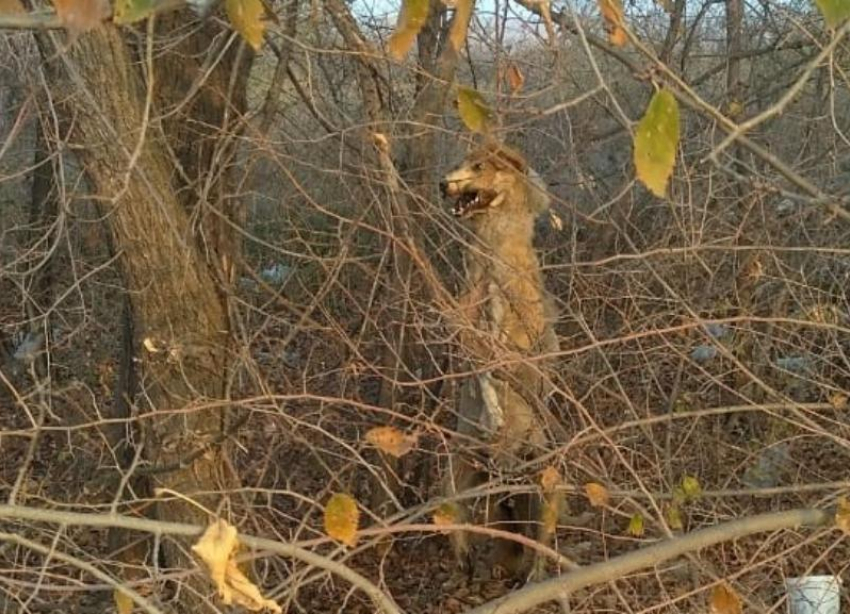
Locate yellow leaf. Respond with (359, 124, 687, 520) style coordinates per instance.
(835, 496, 850, 535)
(433, 502, 458, 527)
(666, 503, 683, 531)
(709, 583, 743, 614)
(584, 482, 610, 507)
(681, 475, 702, 501)
(540, 466, 561, 493)
(829, 392, 848, 410)
(225, 0, 266, 50)
(112, 0, 154, 24)
(627, 513, 644, 537)
(542, 497, 560, 534)
(365, 426, 418, 458)
(191, 520, 282, 613)
(448, 0, 473, 52)
(634, 89, 680, 197)
(457, 86, 492, 134)
(114, 590, 134, 614)
(597, 0, 627, 47)
(387, 0, 430, 60)
(814, 0, 850, 28)
(324, 493, 360, 547)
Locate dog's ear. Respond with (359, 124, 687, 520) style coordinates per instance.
(483, 142, 527, 174)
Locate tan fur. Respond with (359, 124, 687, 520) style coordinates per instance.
(442, 142, 561, 580)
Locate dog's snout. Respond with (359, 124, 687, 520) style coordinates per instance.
(439, 180, 448, 197)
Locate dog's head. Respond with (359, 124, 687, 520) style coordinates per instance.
(440, 143, 531, 219)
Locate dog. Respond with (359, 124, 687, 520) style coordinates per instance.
(440, 141, 561, 581)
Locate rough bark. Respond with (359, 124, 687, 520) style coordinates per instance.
(48, 25, 233, 607)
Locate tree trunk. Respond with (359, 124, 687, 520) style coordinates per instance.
(47, 25, 234, 607)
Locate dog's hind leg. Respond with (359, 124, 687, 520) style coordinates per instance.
(443, 452, 485, 575)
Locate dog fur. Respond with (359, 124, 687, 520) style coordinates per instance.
(441, 141, 561, 580)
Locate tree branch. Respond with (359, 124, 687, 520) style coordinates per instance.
(0, 505, 402, 614)
(466, 507, 833, 614)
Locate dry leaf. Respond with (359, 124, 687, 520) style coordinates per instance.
(448, 0, 473, 51)
(835, 496, 850, 535)
(324, 493, 359, 547)
(585, 482, 610, 507)
(506, 63, 525, 95)
(365, 426, 418, 458)
(433, 502, 458, 527)
(114, 590, 134, 614)
(597, 0, 627, 47)
(540, 466, 561, 492)
(634, 88, 680, 197)
(52, 0, 109, 38)
(225, 0, 266, 50)
(542, 497, 560, 534)
(0, 0, 25, 13)
(387, 0, 430, 60)
(829, 392, 848, 410)
(191, 519, 282, 613)
(709, 583, 743, 614)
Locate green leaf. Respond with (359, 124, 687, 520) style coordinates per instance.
(814, 0, 850, 27)
(112, 0, 155, 24)
(634, 89, 680, 197)
(681, 475, 702, 501)
(387, 0, 430, 60)
(457, 86, 492, 134)
(627, 512, 644, 537)
(225, 0, 266, 50)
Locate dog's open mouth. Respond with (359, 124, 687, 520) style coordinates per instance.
(451, 189, 497, 218)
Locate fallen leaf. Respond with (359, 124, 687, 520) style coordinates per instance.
(225, 0, 266, 50)
(457, 86, 492, 133)
(191, 519, 282, 613)
(365, 426, 418, 458)
(52, 0, 109, 38)
(627, 512, 644, 537)
(597, 0, 627, 46)
(324, 493, 359, 547)
(634, 88, 680, 197)
(709, 583, 743, 614)
(388, 0, 430, 60)
(585, 482, 610, 507)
